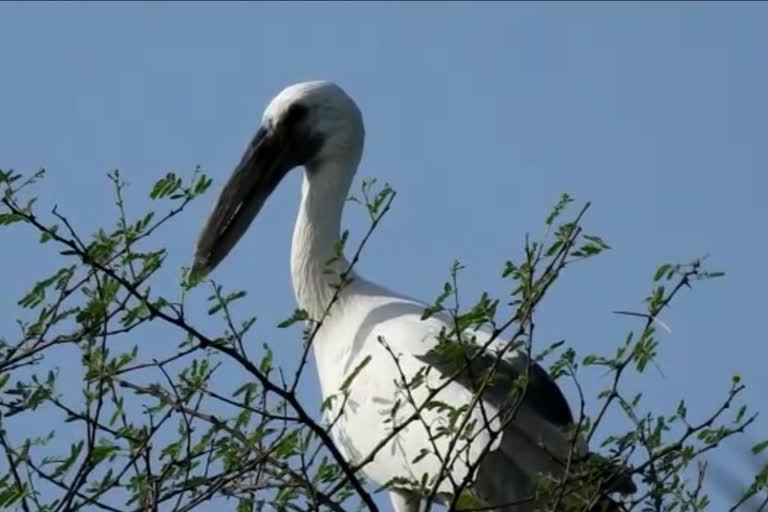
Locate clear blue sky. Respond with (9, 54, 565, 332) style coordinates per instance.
(1, 2, 766, 510)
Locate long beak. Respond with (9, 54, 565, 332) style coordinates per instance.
(190, 126, 293, 279)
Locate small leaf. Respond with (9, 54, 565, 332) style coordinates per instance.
(654, 264, 671, 282)
(545, 193, 573, 226)
(582, 234, 611, 249)
(277, 309, 309, 328)
(237, 498, 254, 512)
(0, 213, 24, 225)
(340, 355, 372, 392)
(501, 260, 517, 278)
(39, 224, 59, 243)
(544, 239, 564, 257)
(260, 345, 273, 374)
(752, 440, 768, 455)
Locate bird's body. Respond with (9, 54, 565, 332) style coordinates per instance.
(306, 281, 495, 488)
(192, 80, 635, 511)
(287, 127, 510, 503)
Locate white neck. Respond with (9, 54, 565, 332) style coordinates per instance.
(291, 155, 360, 319)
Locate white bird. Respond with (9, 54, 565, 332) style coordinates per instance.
(191, 81, 636, 511)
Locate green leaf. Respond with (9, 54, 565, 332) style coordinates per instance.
(89, 439, 119, 465)
(277, 309, 309, 328)
(340, 355, 372, 392)
(207, 288, 247, 315)
(0, 483, 28, 507)
(544, 239, 564, 257)
(274, 430, 300, 457)
(321, 394, 337, 412)
(545, 193, 573, 226)
(654, 264, 671, 282)
(135, 212, 155, 232)
(193, 174, 213, 196)
(39, 224, 59, 243)
(232, 382, 259, 399)
(16, 268, 74, 309)
(571, 242, 606, 259)
(421, 281, 452, 320)
(51, 441, 84, 478)
(260, 345, 273, 374)
(411, 448, 431, 464)
(752, 440, 768, 455)
(149, 172, 181, 199)
(735, 404, 747, 423)
(237, 498, 254, 512)
(0, 213, 24, 225)
(234, 408, 252, 430)
(501, 260, 518, 278)
(582, 234, 611, 250)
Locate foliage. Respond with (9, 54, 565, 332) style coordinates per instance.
(0, 167, 765, 512)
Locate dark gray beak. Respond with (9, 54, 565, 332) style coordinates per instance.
(191, 108, 322, 279)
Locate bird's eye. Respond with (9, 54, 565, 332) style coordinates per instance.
(284, 103, 309, 128)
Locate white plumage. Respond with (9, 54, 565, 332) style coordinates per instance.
(192, 81, 635, 511)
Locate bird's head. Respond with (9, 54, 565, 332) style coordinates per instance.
(190, 80, 365, 280)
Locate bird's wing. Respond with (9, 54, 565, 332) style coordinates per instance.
(413, 338, 574, 428)
(345, 299, 574, 479)
(357, 298, 634, 507)
(363, 298, 576, 435)
(347, 293, 573, 426)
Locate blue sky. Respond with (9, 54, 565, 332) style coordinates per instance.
(1, 2, 766, 510)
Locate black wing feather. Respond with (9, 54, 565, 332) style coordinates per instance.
(414, 347, 573, 428)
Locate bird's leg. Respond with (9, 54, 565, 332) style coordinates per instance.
(389, 490, 427, 512)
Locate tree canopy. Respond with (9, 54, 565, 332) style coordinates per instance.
(0, 167, 765, 511)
